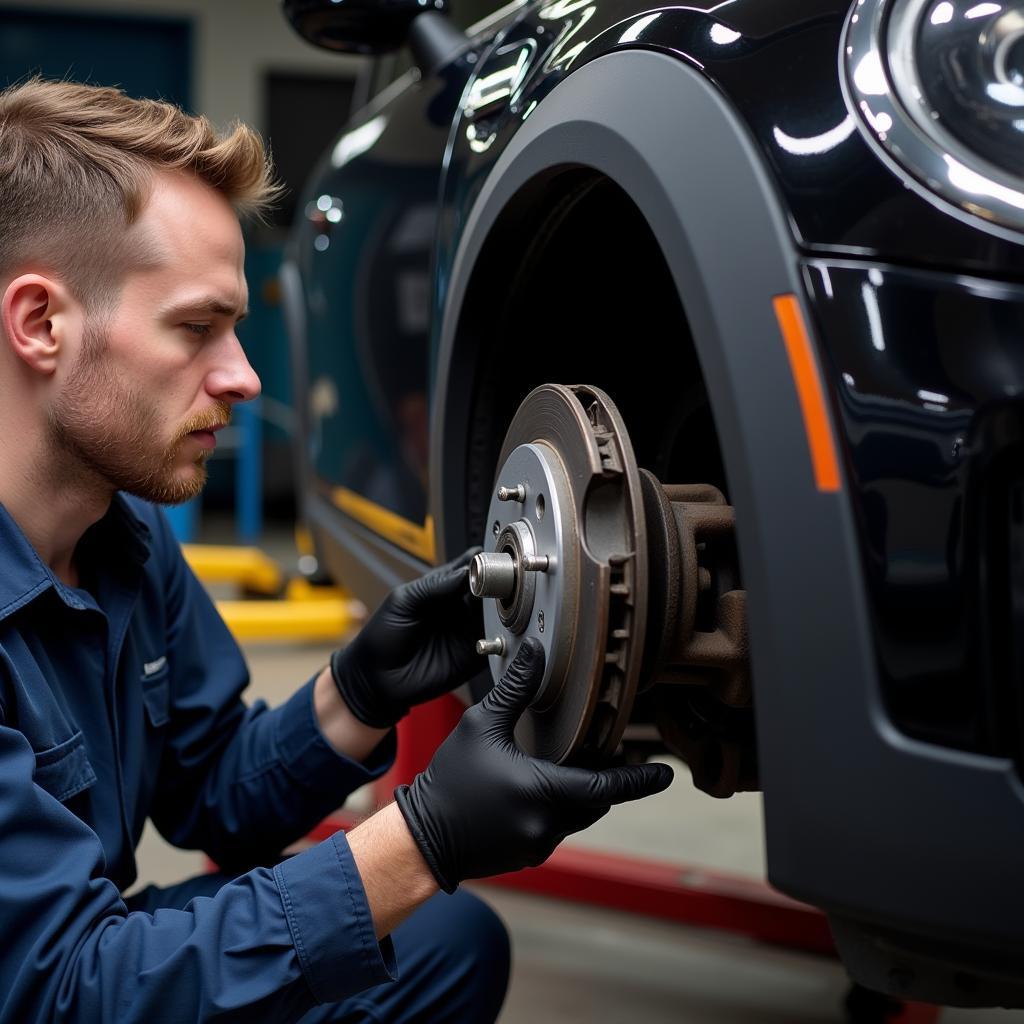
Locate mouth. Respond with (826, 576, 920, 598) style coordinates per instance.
(186, 422, 227, 451)
(187, 430, 218, 451)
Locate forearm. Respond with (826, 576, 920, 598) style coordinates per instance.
(346, 803, 439, 938)
(313, 665, 391, 763)
(153, 676, 395, 867)
(314, 675, 440, 937)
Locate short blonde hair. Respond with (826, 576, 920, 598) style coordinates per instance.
(0, 78, 281, 308)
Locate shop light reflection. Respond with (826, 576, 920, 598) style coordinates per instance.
(331, 116, 388, 169)
(709, 22, 741, 45)
(619, 12, 661, 44)
(861, 281, 886, 351)
(773, 115, 856, 156)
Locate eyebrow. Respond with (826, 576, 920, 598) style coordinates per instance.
(159, 297, 249, 322)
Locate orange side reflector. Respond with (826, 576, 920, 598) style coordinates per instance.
(773, 294, 841, 494)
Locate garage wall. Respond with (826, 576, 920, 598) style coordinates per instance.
(0, 0, 366, 131)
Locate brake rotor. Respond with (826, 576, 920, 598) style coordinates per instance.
(470, 383, 753, 791)
(471, 384, 648, 764)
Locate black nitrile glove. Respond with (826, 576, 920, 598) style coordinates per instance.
(394, 638, 675, 892)
(330, 548, 486, 728)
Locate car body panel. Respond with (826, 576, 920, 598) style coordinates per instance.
(438, 0, 1024, 295)
(805, 261, 1024, 759)
(291, 70, 446, 534)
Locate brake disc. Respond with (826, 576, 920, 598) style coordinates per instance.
(471, 384, 648, 764)
(470, 383, 753, 788)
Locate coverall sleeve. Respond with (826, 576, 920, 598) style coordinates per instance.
(144, 507, 395, 868)
(0, 721, 396, 1023)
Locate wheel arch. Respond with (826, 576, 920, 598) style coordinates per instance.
(431, 49, 828, 566)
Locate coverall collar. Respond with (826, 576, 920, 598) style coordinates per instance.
(0, 493, 152, 622)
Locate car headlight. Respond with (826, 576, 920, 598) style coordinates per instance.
(843, 0, 1024, 239)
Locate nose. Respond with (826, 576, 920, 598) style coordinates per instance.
(206, 332, 262, 404)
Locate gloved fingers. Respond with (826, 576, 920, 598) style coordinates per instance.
(479, 637, 545, 722)
(459, 588, 486, 634)
(425, 547, 482, 589)
(575, 762, 675, 807)
(400, 547, 483, 609)
(445, 546, 483, 571)
(553, 804, 612, 843)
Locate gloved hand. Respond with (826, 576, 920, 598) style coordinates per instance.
(394, 638, 674, 892)
(330, 548, 486, 729)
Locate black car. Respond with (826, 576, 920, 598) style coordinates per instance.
(281, 0, 1024, 1007)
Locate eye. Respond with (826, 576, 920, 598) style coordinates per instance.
(183, 323, 212, 337)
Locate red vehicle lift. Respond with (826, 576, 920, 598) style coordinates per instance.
(308, 698, 942, 1024)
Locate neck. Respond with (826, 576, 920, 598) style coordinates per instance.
(0, 424, 113, 586)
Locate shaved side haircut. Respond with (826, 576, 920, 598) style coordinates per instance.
(0, 78, 281, 311)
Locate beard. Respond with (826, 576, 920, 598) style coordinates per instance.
(46, 324, 231, 506)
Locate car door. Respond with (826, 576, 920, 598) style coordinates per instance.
(286, 2, 527, 581)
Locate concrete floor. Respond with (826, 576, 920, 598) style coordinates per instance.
(128, 632, 1020, 1023)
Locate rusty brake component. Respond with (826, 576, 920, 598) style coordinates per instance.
(471, 383, 753, 795)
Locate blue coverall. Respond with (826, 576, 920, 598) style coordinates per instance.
(0, 495, 509, 1021)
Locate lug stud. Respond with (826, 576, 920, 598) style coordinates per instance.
(476, 637, 506, 656)
(497, 483, 526, 502)
(520, 554, 550, 572)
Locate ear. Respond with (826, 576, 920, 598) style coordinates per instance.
(1, 274, 80, 377)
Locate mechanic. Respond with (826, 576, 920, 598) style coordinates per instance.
(0, 78, 673, 1022)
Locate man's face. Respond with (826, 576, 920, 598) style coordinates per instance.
(47, 171, 260, 505)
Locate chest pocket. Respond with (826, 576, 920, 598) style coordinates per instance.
(141, 662, 170, 728)
(34, 730, 98, 803)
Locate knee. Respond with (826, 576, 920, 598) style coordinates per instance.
(442, 889, 511, 977)
(440, 890, 511, 1020)
(394, 889, 511, 1021)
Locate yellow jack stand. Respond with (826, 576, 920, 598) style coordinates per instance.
(181, 544, 284, 596)
(182, 545, 365, 643)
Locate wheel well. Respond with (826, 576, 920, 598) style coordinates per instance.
(451, 169, 728, 549)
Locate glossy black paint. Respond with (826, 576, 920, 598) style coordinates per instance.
(805, 260, 1024, 760)
(435, 0, 1024, 303)
(289, 61, 468, 527)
